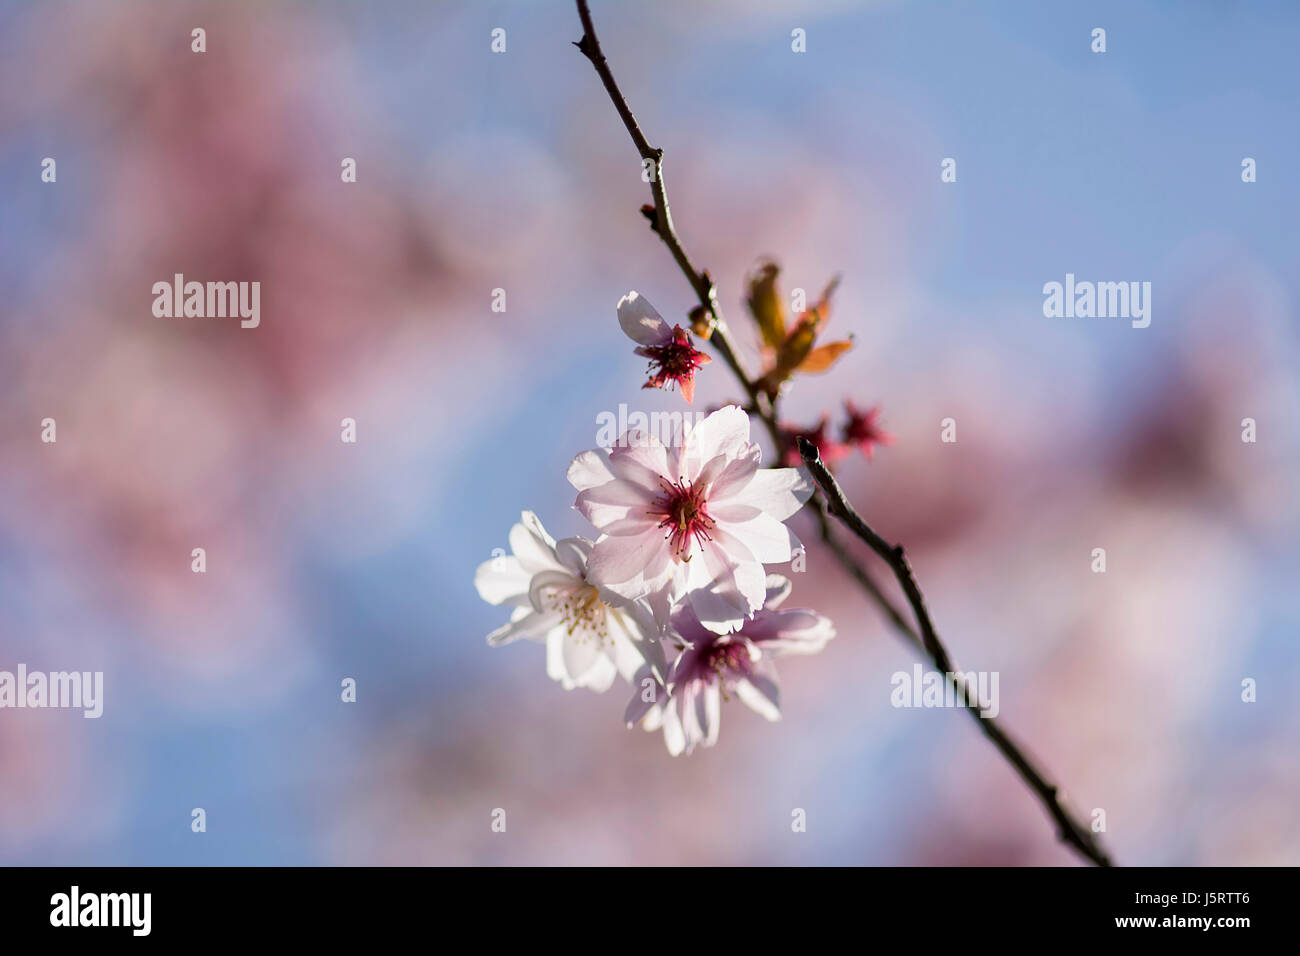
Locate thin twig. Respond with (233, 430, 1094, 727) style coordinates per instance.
(572, 0, 1113, 867)
(572, 0, 781, 453)
(798, 438, 1113, 867)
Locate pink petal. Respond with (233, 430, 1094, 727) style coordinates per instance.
(575, 480, 656, 531)
(735, 467, 814, 521)
(744, 608, 836, 655)
(714, 511, 797, 563)
(681, 406, 751, 483)
(608, 438, 674, 493)
(585, 529, 674, 600)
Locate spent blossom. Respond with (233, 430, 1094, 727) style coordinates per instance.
(618, 291, 711, 404)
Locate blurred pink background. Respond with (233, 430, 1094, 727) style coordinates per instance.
(1, 0, 1297, 864)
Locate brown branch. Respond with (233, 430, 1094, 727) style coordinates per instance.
(572, 0, 781, 454)
(798, 438, 1113, 867)
(573, 0, 1114, 868)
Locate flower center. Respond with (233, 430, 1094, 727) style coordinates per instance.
(544, 582, 611, 645)
(642, 327, 707, 380)
(701, 640, 754, 686)
(651, 478, 715, 559)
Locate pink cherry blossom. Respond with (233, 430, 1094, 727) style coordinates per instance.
(617, 291, 711, 404)
(841, 400, 895, 461)
(568, 404, 814, 635)
(778, 413, 850, 468)
(475, 511, 665, 691)
(624, 575, 835, 755)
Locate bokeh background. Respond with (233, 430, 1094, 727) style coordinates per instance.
(1, 0, 1297, 865)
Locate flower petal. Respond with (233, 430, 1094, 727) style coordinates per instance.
(527, 569, 581, 615)
(763, 574, 793, 609)
(681, 405, 752, 482)
(575, 480, 656, 531)
(473, 555, 532, 607)
(715, 511, 798, 564)
(553, 537, 594, 576)
(743, 607, 836, 655)
(661, 698, 687, 755)
(567, 449, 615, 492)
(509, 515, 561, 573)
(686, 528, 766, 633)
(696, 683, 722, 747)
(617, 291, 672, 346)
(607, 437, 674, 493)
(586, 530, 675, 602)
(623, 664, 667, 726)
(736, 467, 814, 521)
(487, 607, 561, 646)
(735, 672, 782, 721)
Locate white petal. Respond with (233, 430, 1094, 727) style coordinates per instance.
(520, 510, 557, 549)
(697, 683, 722, 747)
(575, 654, 618, 692)
(661, 699, 686, 755)
(527, 569, 581, 615)
(562, 634, 609, 689)
(509, 518, 561, 574)
(679, 684, 705, 754)
(617, 291, 672, 346)
(473, 555, 532, 607)
(488, 608, 561, 647)
(608, 607, 666, 682)
(553, 537, 594, 576)
(735, 673, 782, 721)
(735, 467, 814, 521)
(567, 448, 615, 492)
(546, 629, 575, 687)
(763, 574, 793, 609)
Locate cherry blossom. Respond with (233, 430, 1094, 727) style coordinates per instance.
(624, 576, 835, 755)
(841, 400, 894, 461)
(617, 291, 711, 404)
(475, 511, 665, 691)
(778, 413, 850, 468)
(568, 405, 813, 635)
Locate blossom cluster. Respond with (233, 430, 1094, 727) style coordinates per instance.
(476, 291, 841, 754)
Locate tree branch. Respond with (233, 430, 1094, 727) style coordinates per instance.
(798, 438, 1113, 867)
(572, 0, 780, 453)
(572, 0, 1113, 868)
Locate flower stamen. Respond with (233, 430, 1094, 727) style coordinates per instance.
(650, 478, 715, 560)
